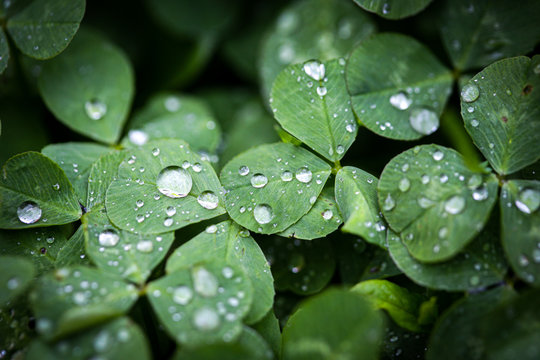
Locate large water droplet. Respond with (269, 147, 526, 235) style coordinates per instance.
(166, 206, 176, 216)
(461, 84, 479, 102)
(192, 266, 218, 297)
(383, 194, 395, 211)
(409, 108, 439, 135)
(197, 191, 219, 209)
(322, 209, 333, 220)
(85, 99, 107, 120)
(193, 307, 220, 331)
(444, 195, 465, 214)
(281, 171, 293, 182)
(398, 178, 410, 192)
(295, 167, 312, 183)
(251, 174, 268, 188)
(128, 130, 148, 146)
(303, 60, 325, 81)
(163, 217, 173, 227)
(515, 188, 540, 214)
(389, 92, 412, 110)
(173, 286, 193, 305)
(254, 204, 274, 224)
(136, 241, 153, 253)
(156, 166, 192, 198)
(472, 186, 488, 201)
(432, 151, 444, 161)
(17, 201, 42, 224)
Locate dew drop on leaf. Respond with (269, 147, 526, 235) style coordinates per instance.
(409, 108, 439, 135)
(193, 307, 220, 331)
(467, 174, 483, 189)
(281, 170, 293, 182)
(322, 209, 333, 220)
(192, 163, 202, 173)
(165, 206, 176, 216)
(164, 217, 173, 227)
(173, 286, 193, 305)
(444, 195, 466, 214)
(222, 267, 234, 279)
(461, 84, 480, 102)
(192, 266, 218, 297)
(85, 99, 107, 120)
(383, 194, 395, 211)
(164, 96, 181, 112)
(152, 148, 160, 156)
(197, 191, 219, 209)
(254, 204, 274, 224)
(316, 86, 327, 96)
(136, 240, 153, 253)
(438, 227, 448, 239)
(17, 201, 42, 224)
(470, 119, 479, 127)
(156, 166, 192, 198)
(398, 178, 411, 192)
(303, 60, 325, 81)
(418, 196, 434, 208)
(238, 166, 249, 176)
(206, 224, 218, 233)
(251, 174, 268, 188)
(98, 230, 120, 247)
(389, 92, 412, 110)
(515, 188, 540, 214)
(432, 151, 444, 161)
(472, 186, 489, 201)
(128, 130, 149, 145)
(345, 123, 356, 133)
(295, 167, 312, 183)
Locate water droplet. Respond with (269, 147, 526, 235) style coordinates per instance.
(421, 175, 430, 184)
(193, 307, 220, 331)
(7, 277, 19, 290)
(281, 171, 293, 182)
(251, 174, 268, 188)
(409, 108, 439, 135)
(85, 99, 107, 120)
(238, 166, 249, 176)
(467, 174, 483, 189)
(418, 197, 434, 208)
(206, 225, 218, 233)
(316, 86, 327, 96)
(192, 266, 218, 297)
(52, 183, 60, 190)
(461, 83, 479, 102)
(469, 275, 480, 286)
(382, 2, 390, 14)
(383, 194, 395, 211)
(438, 227, 448, 239)
(322, 209, 333, 220)
(336, 145, 345, 154)
(166, 206, 176, 216)
(432, 151, 444, 161)
(515, 188, 540, 214)
(156, 166, 192, 198)
(192, 163, 202, 173)
(136, 200, 144, 208)
(389, 92, 412, 110)
(197, 191, 219, 209)
(222, 267, 234, 279)
(98, 230, 120, 247)
(163, 217, 173, 227)
(136, 214, 145, 223)
(346, 123, 356, 133)
(136, 241, 153, 253)
(444, 195, 465, 214)
(295, 167, 312, 183)
(472, 186, 488, 201)
(303, 60, 325, 81)
(173, 286, 193, 305)
(439, 174, 449, 183)
(254, 204, 274, 224)
(152, 148, 160, 156)
(164, 96, 181, 112)
(398, 178, 410, 192)
(17, 201, 42, 224)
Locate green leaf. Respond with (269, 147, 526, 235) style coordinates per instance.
(83, 209, 174, 284)
(353, 0, 433, 20)
(26, 317, 151, 360)
(0, 152, 81, 229)
(351, 279, 436, 332)
(259, 0, 376, 99)
(335, 166, 386, 247)
(147, 261, 253, 346)
(42, 142, 112, 205)
(251, 310, 282, 359)
(387, 229, 507, 291)
(0, 255, 35, 306)
(270, 59, 357, 161)
(500, 180, 540, 286)
(38, 30, 134, 144)
(0, 28, 8, 74)
(220, 142, 331, 234)
(105, 139, 225, 234)
(379, 145, 498, 262)
(0, 299, 34, 358)
(439, 0, 540, 71)
(55, 226, 89, 268)
(6, 0, 85, 59)
(30, 266, 139, 340)
(282, 289, 383, 360)
(346, 33, 453, 140)
(166, 220, 273, 324)
(259, 236, 335, 295)
(460, 56, 540, 175)
(278, 187, 342, 240)
(86, 150, 126, 210)
(123, 93, 221, 154)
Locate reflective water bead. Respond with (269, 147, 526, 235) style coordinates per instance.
(515, 188, 540, 214)
(472, 187, 489, 201)
(461, 83, 480, 102)
(444, 195, 465, 214)
(251, 174, 268, 188)
(192, 163, 202, 173)
(432, 151, 444, 161)
(389, 92, 412, 110)
(316, 86, 327, 96)
(222, 267, 234, 279)
(98, 230, 120, 247)
(398, 178, 410, 192)
(17, 201, 42, 224)
(322, 209, 333, 220)
(156, 166, 192, 198)
(295, 167, 312, 183)
(409, 108, 439, 135)
(192, 266, 218, 297)
(193, 307, 220, 331)
(136, 241, 153, 253)
(438, 227, 448, 239)
(173, 286, 193, 305)
(136, 200, 144, 208)
(467, 174, 483, 189)
(345, 123, 356, 133)
(254, 204, 274, 224)
(418, 197, 434, 208)
(238, 166, 249, 176)
(281, 171, 293, 182)
(152, 148, 160, 156)
(336, 145, 344, 154)
(206, 224, 218, 233)
(303, 60, 325, 81)
(383, 194, 395, 211)
(164, 96, 181, 112)
(470, 119, 479, 127)
(197, 191, 219, 210)
(166, 206, 176, 216)
(85, 99, 107, 120)
(163, 217, 173, 227)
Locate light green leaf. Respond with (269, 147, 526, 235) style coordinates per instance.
(147, 261, 252, 346)
(271, 59, 357, 161)
(0, 256, 35, 306)
(26, 317, 151, 360)
(220, 142, 331, 234)
(352, 0, 433, 19)
(123, 93, 221, 154)
(105, 139, 225, 234)
(166, 220, 273, 324)
(86, 150, 125, 210)
(251, 310, 282, 359)
(259, 236, 335, 295)
(6, 0, 85, 59)
(278, 187, 342, 240)
(55, 226, 90, 268)
(439, 0, 540, 71)
(347, 33, 453, 140)
(500, 180, 540, 286)
(282, 289, 383, 360)
(30, 266, 139, 340)
(335, 166, 386, 247)
(260, 0, 376, 99)
(42, 142, 112, 205)
(387, 229, 507, 291)
(0, 28, 8, 74)
(460, 56, 540, 175)
(84, 209, 174, 284)
(0, 152, 81, 229)
(351, 279, 436, 332)
(38, 30, 134, 144)
(379, 145, 498, 262)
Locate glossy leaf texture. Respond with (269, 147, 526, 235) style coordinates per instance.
(0, 28, 8, 74)
(281, 289, 383, 360)
(379, 145, 498, 262)
(353, 0, 433, 20)
(38, 30, 134, 144)
(105, 139, 225, 234)
(0, 255, 35, 306)
(346, 33, 453, 140)
(335, 166, 386, 247)
(259, 0, 376, 99)
(86, 150, 126, 210)
(460, 56, 540, 175)
(270, 59, 357, 161)
(439, 0, 540, 71)
(0, 152, 81, 229)
(6, 0, 85, 59)
(166, 221, 274, 324)
(220, 142, 331, 234)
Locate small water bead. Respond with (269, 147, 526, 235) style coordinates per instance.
(336, 145, 345, 155)
(197, 191, 219, 210)
(469, 275, 480, 286)
(295, 167, 312, 183)
(7, 277, 19, 290)
(438, 227, 448, 239)
(251, 174, 268, 188)
(409, 108, 439, 135)
(401, 163, 409, 172)
(17, 201, 42, 224)
(238, 166, 249, 176)
(382, 2, 390, 14)
(136, 214, 145, 223)
(254, 204, 274, 224)
(421, 175, 430, 184)
(472, 187, 489, 201)
(136, 241, 153, 253)
(281, 171, 293, 182)
(192, 163, 202, 173)
(192, 266, 218, 297)
(173, 286, 193, 305)
(222, 267, 234, 279)
(418, 197, 434, 208)
(303, 60, 325, 81)
(166, 206, 177, 216)
(461, 83, 480, 102)
(85, 99, 107, 120)
(467, 106, 474, 113)
(136, 200, 144, 208)
(206, 224, 218, 233)
(152, 148, 160, 156)
(383, 194, 395, 211)
(439, 174, 448, 183)
(389, 92, 412, 110)
(52, 183, 60, 190)
(345, 123, 356, 133)
(98, 230, 120, 247)
(534, 63, 540, 75)
(193, 307, 220, 331)
(444, 195, 465, 214)
(470, 119, 479, 127)
(515, 188, 540, 214)
(316, 86, 327, 96)
(164, 96, 181, 112)
(398, 178, 411, 192)
(322, 209, 333, 220)
(432, 151, 444, 161)
(156, 166, 192, 198)
(163, 217, 173, 227)
(467, 174, 483, 189)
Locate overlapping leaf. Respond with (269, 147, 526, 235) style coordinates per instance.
(353, 0, 433, 19)
(0, 256, 35, 306)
